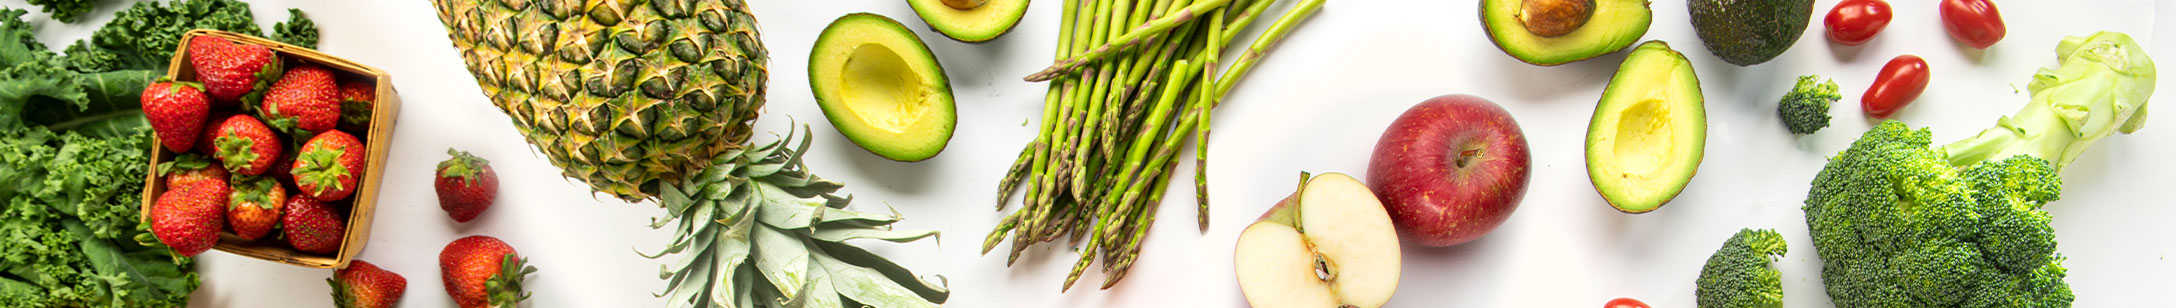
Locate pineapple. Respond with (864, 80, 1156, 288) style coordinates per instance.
(431, 0, 769, 202)
(432, 1, 947, 307)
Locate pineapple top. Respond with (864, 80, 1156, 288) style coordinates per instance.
(432, 0, 770, 202)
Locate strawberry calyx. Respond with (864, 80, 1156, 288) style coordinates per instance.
(484, 254, 536, 308)
(215, 133, 261, 172)
(438, 149, 490, 181)
(240, 60, 285, 115)
(295, 145, 352, 195)
(160, 154, 214, 176)
(327, 277, 362, 308)
(230, 175, 280, 210)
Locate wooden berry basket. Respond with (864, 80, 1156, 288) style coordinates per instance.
(139, 29, 399, 269)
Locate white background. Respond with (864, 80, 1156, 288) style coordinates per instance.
(6, 0, 2172, 307)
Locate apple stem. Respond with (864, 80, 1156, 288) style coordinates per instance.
(1456, 148, 1482, 168)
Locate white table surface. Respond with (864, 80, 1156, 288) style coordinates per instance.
(7, 0, 2172, 306)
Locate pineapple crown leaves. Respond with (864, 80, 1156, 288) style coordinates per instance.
(644, 125, 948, 308)
(214, 132, 261, 170)
(485, 254, 538, 308)
(160, 154, 214, 176)
(294, 145, 352, 194)
(229, 175, 280, 210)
(438, 148, 491, 181)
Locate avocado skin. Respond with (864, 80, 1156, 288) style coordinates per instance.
(1689, 0, 1815, 66)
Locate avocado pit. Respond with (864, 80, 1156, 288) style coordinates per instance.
(1520, 0, 1594, 37)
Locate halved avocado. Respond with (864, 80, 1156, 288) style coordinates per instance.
(907, 0, 1031, 43)
(1585, 41, 1705, 213)
(809, 13, 958, 162)
(1481, 0, 1653, 66)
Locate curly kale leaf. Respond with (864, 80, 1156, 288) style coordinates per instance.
(0, 8, 199, 307)
(273, 9, 319, 49)
(84, 0, 263, 71)
(25, 0, 95, 23)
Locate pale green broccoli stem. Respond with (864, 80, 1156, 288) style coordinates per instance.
(1941, 32, 2156, 170)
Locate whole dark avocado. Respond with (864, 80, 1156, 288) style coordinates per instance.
(1689, 0, 1815, 66)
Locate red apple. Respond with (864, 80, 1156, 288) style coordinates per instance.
(1366, 94, 1531, 247)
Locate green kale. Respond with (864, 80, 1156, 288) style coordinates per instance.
(273, 9, 319, 49)
(82, 0, 263, 71)
(1777, 75, 1839, 135)
(0, 8, 199, 307)
(24, 0, 94, 23)
(1695, 228, 1787, 308)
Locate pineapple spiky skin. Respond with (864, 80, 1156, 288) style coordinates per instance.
(430, 0, 770, 202)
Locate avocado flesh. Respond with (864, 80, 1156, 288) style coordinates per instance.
(810, 13, 958, 162)
(908, 0, 1031, 43)
(1585, 41, 1705, 213)
(1689, 0, 1814, 66)
(1482, 0, 1653, 66)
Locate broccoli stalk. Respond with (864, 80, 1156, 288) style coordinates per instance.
(1940, 32, 2156, 169)
(1695, 228, 1787, 308)
(1778, 75, 1841, 135)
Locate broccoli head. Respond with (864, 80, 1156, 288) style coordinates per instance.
(1778, 75, 1841, 135)
(1696, 228, 1788, 308)
(1803, 121, 2070, 308)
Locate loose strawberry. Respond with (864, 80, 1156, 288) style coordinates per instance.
(151, 186, 225, 256)
(329, 260, 408, 308)
(264, 64, 342, 134)
(294, 130, 366, 201)
(281, 195, 346, 254)
(436, 149, 497, 223)
(338, 79, 375, 131)
(160, 154, 229, 195)
(143, 80, 211, 152)
(213, 115, 283, 176)
(227, 175, 286, 240)
(187, 36, 281, 107)
(439, 236, 534, 308)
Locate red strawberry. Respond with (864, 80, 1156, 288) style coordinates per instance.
(226, 175, 286, 240)
(193, 111, 232, 155)
(264, 64, 342, 134)
(143, 81, 211, 152)
(160, 154, 229, 195)
(438, 236, 533, 308)
(213, 115, 283, 176)
(329, 260, 408, 308)
(151, 186, 225, 256)
(293, 130, 366, 201)
(338, 79, 375, 131)
(187, 36, 282, 107)
(436, 149, 497, 223)
(281, 195, 346, 254)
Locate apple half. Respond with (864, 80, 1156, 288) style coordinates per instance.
(1235, 172, 1401, 308)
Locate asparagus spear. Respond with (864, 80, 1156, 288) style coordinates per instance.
(1024, 0, 1238, 81)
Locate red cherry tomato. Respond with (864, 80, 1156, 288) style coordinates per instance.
(1824, 0, 1891, 45)
(1863, 55, 1930, 119)
(1940, 0, 2005, 49)
(1605, 297, 1650, 308)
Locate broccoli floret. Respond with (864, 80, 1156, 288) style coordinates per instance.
(1778, 75, 1840, 135)
(272, 9, 319, 49)
(1803, 121, 2072, 308)
(1696, 228, 1787, 308)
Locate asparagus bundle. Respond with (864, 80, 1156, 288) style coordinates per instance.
(988, 0, 1325, 290)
